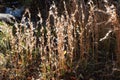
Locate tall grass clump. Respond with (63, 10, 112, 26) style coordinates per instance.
(0, 0, 120, 80)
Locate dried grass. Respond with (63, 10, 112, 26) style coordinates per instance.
(0, 0, 120, 79)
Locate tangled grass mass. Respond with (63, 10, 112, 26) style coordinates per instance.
(0, 0, 120, 80)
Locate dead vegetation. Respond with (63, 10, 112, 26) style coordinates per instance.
(0, 0, 120, 80)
